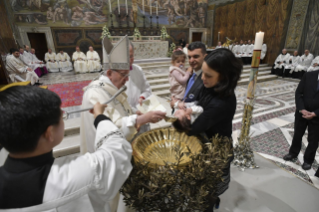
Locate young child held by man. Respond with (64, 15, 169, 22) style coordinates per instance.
(0, 86, 132, 211)
(168, 50, 192, 100)
(172, 98, 203, 132)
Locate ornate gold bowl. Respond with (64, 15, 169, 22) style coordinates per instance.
(132, 128, 203, 167)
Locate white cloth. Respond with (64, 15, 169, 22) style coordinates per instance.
(285, 56, 300, 73)
(244, 44, 254, 57)
(174, 101, 203, 124)
(274, 53, 291, 69)
(5, 55, 39, 85)
(56, 52, 73, 72)
(19, 52, 32, 65)
(233, 45, 241, 58)
(45, 52, 60, 72)
(73, 51, 88, 74)
(0, 120, 133, 212)
(86, 51, 101, 73)
(295, 53, 314, 72)
(80, 75, 138, 154)
(183, 47, 188, 55)
(215, 45, 222, 49)
(261, 44, 267, 60)
(307, 56, 319, 72)
(125, 64, 152, 113)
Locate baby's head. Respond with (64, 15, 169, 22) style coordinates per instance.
(172, 108, 192, 132)
(171, 50, 186, 69)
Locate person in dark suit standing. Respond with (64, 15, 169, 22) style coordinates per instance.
(179, 38, 186, 48)
(283, 70, 319, 172)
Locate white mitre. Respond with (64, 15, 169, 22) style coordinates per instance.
(102, 35, 130, 71)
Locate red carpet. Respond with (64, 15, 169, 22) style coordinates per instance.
(47, 80, 91, 108)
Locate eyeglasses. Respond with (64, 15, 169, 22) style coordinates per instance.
(111, 69, 130, 78)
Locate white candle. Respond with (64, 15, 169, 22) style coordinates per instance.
(117, 0, 120, 13)
(143, 0, 145, 14)
(125, 0, 128, 14)
(156, 1, 158, 15)
(109, 0, 112, 13)
(150, 0, 152, 15)
(254, 31, 264, 50)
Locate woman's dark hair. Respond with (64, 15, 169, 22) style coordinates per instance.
(204, 48, 243, 98)
(171, 50, 186, 62)
(0, 86, 62, 153)
(172, 117, 191, 133)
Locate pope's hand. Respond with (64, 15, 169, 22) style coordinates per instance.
(136, 111, 166, 129)
(90, 102, 107, 119)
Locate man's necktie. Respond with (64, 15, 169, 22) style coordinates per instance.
(184, 73, 196, 99)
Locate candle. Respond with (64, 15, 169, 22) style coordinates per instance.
(125, 0, 128, 14)
(156, 1, 158, 15)
(150, 0, 152, 15)
(109, 0, 112, 13)
(142, 0, 145, 14)
(254, 31, 264, 50)
(117, 0, 120, 13)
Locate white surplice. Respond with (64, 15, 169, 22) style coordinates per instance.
(0, 120, 133, 212)
(56, 52, 73, 72)
(73, 51, 88, 74)
(233, 45, 241, 58)
(274, 53, 291, 69)
(5, 55, 39, 85)
(295, 53, 314, 72)
(261, 44, 267, 60)
(86, 51, 101, 73)
(45, 52, 60, 72)
(307, 56, 319, 72)
(244, 44, 254, 57)
(285, 56, 300, 73)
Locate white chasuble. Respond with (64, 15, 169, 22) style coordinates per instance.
(274, 53, 291, 69)
(307, 56, 319, 72)
(5, 55, 39, 84)
(45, 52, 60, 72)
(56, 52, 73, 72)
(295, 53, 314, 72)
(73, 51, 88, 74)
(86, 51, 101, 73)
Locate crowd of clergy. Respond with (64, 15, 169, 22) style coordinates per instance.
(5, 45, 102, 85)
(271, 49, 318, 79)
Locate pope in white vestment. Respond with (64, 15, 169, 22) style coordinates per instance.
(5, 50, 39, 85)
(295, 50, 314, 72)
(86, 46, 101, 73)
(73, 47, 88, 74)
(56, 51, 73, 72)
(45, 49, 60, 72)
(307, 56, 319, 72)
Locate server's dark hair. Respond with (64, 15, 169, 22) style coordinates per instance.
(0, 86, 62, 153)
(204, 48, 243, 98)
(188, 41, 206, 55)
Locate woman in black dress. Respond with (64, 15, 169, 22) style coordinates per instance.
(188, 48, 243, 211)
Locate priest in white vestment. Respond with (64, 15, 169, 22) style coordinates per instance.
(284, 50, 300, 77)
(73, 47, 88, 74)
(56, 50, 73, 72)
(19, 47, 32, 64)
(5, 49, 39, 85)
(86, 46, 101, 73)
(45, 48, 60, 72)
(271, 49, 290, 76)
(29, 48, 48, 77)
(307, 56, 319, 72)
(294, 50, 313, 78)
(261, 43, 267, 63)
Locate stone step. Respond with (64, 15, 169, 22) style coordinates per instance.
(135, 57, 171, 64)
(53, 134, 80, 158)
(240, 70, 271, 79)
(151, 83, 171, 91)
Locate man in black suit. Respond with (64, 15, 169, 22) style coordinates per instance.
(283, 70, 319, 172)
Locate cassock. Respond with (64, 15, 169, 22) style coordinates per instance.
(29, 53, 48, 77)
(307, 56, 319, 72)
(45, 52, 60, 73)
(56, 52, 73, 72)
(73, 51, 88, 74)
(272, 53, 290, 76)
(293, 53, 314, 78)
(5, 55, 39, 85)
(261, 44, 267, 61)
(0, 118, 133, 212)
(284, 55, 300, 77)
(86, 50, 101, 73)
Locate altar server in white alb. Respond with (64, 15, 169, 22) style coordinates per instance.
(0, 86, 133, 212)
(45, 48, 60, 72)
(86, 46, 101, 73)
(284, 50, 300, 77)
(242, 40, 254, 64)
(5, 48, 39, 85)
(261, 43, 267, 63)
(73, 46, 88, 74)
(294, 50, 313, 78)
(56, 50, 73, 72)
(271, 49, 290, 76)
(80, 36, 166, 212)
(307, 55, 319, 72)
